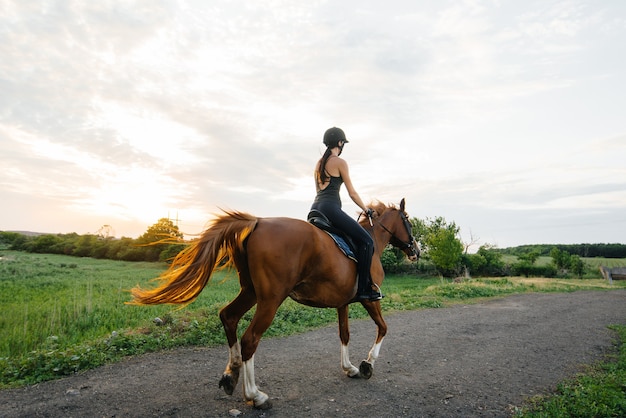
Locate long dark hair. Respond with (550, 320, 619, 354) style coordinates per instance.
(316, 147, 333, 185)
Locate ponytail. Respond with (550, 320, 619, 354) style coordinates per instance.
(316, 147, 333, 185)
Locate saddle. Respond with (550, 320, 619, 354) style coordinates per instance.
(307, 210, 357, 261)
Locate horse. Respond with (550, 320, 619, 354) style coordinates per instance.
(129, 198, 419, 409)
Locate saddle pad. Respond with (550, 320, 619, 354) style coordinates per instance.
(325, 231, 357, 262)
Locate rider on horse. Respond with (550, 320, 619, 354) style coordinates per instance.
(310, 127, 383, 301)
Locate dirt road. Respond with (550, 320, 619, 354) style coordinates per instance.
(1, 290, 625, 417)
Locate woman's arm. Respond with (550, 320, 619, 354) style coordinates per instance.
(337, 158, 368, 212)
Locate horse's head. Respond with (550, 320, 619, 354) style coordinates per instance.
(373, 198, 420, 262)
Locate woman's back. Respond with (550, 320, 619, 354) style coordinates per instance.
(316, 155, 342, 191)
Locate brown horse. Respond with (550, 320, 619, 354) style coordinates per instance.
(129, 198, 419, 409)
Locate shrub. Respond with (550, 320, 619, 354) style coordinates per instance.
(511, 262, 557, 278)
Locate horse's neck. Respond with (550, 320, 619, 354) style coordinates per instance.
(371, 214, 392, 256)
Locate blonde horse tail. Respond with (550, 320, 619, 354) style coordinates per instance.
(128, 211, 258, 306)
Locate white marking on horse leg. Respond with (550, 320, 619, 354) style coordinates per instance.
(242, 355, 269, 407)
(366, 338, 384, 366)
(228, 341, 242, 372)
(219, 340, 243, 395)
(341, 344, 360, 377)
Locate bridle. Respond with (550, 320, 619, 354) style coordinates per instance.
(361, 209, 419, 258)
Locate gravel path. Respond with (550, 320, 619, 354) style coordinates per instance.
(1, 290, 625, 417)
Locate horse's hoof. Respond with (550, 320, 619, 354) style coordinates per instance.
(254, 399, 273, 410)
(345, 365, 361, 378)
(218, 374, 236, 395)
(359, 360, 373, 379)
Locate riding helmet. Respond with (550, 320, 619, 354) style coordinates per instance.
(323, 127, 349, 148)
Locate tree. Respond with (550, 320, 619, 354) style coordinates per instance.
(550, 247, 571, 271)
(463, 244, 505, 277)
(518, 250, 540, 265)
(380, 246, 406, 273)
(569, 255, 585, 279)
(137, 218, 183, 244)
(427, 228, 464, 276)
(550, 247, 586, 278)
(96, 224, 115, 239)
(0, 231, 21, 246)
(462, 230, 480, 255)
(73, 234, 98, 257)
(28, 234, 62, 253)
(411, 217, 428, 252)
(136, 218, 184, 262)
(415, 216, 463, 277)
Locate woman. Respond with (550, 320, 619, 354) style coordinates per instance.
(310, 127, 382, 301)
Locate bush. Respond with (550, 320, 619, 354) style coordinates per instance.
(0, 232, 22, 246)
(159, 244, 186, 263)
(511, 262, 557, 278)
(463, 245, 506, 277)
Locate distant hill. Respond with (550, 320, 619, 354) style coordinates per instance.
(497, 243, 626, 258)
(4, 231, 48, 237)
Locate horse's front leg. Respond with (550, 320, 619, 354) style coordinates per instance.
(241, 354, 270, 409)
(358, 300, 388, 379)
(337, 305, 360, 377)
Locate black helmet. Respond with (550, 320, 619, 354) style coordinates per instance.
(323, 127, 349, 148)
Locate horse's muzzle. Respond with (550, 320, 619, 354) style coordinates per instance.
(408, 239, 420, 262)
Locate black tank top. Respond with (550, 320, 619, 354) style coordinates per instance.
(314, 176, 343, 204)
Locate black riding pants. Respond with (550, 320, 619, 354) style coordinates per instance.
(311, 201, 374, 287)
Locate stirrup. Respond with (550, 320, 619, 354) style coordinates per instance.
(370, 283, 384, 300)
(355, 283, 384, 302)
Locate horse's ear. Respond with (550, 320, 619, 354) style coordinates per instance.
(400, 198, 406, 211)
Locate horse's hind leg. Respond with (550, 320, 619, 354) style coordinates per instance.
(218, 286, 256, 395)
(240, 299, 284, 409)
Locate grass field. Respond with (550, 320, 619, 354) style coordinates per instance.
(0, 251, 176, 357)
(581, 257, 626, 269)
(502, 254, 626, 269)
(1, 250, 624, 389)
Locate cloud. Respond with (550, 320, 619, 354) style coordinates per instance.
(1, 0, 625, 247)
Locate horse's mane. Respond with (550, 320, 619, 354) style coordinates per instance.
(358, 200, 397, 228)
(369, 200, 390, 216)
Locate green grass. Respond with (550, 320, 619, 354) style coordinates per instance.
(583, 257, 626, 269)
(0, 251, 176, 357)
(502, 255, 626, 269)
(1, 250, 624, 393)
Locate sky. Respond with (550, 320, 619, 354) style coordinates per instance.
(1, 0, 625, 249)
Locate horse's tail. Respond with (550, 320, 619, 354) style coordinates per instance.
(128, 211, 258, 306)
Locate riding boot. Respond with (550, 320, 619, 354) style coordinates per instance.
(355, 274, 383, 301)
(354, 243, 383, 301)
